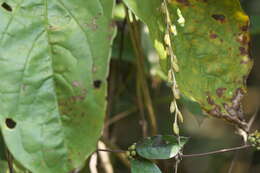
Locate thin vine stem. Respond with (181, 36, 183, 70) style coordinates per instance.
(96, 144, 252, 158)
(5, 149, 14, 173)
(182, 144, 251, 158)
(126, 8, 158, 135)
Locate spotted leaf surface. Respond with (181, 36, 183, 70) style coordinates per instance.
(123, 0, 253, 130)
(0, 0, 115, 172)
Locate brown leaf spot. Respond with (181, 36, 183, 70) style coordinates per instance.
(86, 18, 98, 31)
(239, 47, 248, 55)
(207, 95, 215, 105)
(216, 88, 226, 97)
(207, 105, 221, 117)
(241, 25, 249, 32)
(210, 33, 218, 39)
(72, 81, 80, 88)
(237, 34, 249, 46)
(231, 88, 244, 109)
(212, 14, 226, 23)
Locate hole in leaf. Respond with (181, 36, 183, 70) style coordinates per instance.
(5, 118, 16, 129)
(1, 2, 12, 12)
(93, 80, 102, 89)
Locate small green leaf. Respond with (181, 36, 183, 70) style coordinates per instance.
(173, 121, 179, 135)
(131, 159, 162, 173)
(136, 135, 188, 160)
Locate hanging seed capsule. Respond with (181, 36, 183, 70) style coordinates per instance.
(168, 70, 173, 82)
(173, 86, 180, 99)
(165, 47, 171, 56)
(172, 61, 179, 72)
(177, 111, 184, 123)
(164, 33, 171, 46)
(170, 101, 176, 113)
(173, 54, 178, 63)
(170, 25, 177, 36)
(173, 121, 179, 135)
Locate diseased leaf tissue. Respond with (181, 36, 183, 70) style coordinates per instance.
(168, 0, 253, 131)
(124, 0, 253, 130)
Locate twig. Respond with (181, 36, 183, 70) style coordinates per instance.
(118, 18, 127, 61)
(105, 97, 171, 129)
(228, 151, 239, 173)
(247, 107, 259, 132)
(97, 149, 126, 153)
(89, 153, 98, 173)
(126, 11, 148, 137)
(126, 9, 158, 135)
(100, 137, 130, 167)
(229, 108, 259, 173)
(5, 149, 13, 173)
(97, 144, 251, 159)
(98, 141, 114, 173)
(182, 144, 251, 158)
(104, 107, 138, 128)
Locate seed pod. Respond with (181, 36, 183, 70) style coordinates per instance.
(173, 85, 180, 99)
(168, 70, 173, 82)
(173, 121, 179, 135)
(172, 61, 179, 72)
(170, 25, 177, 36)
(177, 111, 184, 123)
(164, 33, 171, 46)
(170, 101, 176, 113)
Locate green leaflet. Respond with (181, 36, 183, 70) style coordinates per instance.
(136, 135, 188, 160)
(123, 0, 253, 130)
(0, 0, 115, 172)
(130, 159, 162, 173)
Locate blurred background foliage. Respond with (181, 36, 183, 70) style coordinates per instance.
(88, 0, 260, 173)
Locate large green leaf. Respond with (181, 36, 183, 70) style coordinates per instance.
(123, 0, 253, 130)
(130, 159, 162, 173)
(136, 135, 188, 160)
(0, 0, 115, 172)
